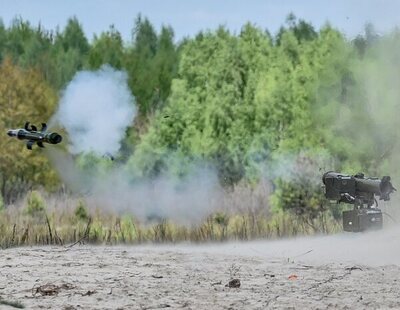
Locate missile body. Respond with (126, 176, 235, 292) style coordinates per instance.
(7, 122, 62, 150)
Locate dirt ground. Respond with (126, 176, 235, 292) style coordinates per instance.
(1, 227, 400, 309)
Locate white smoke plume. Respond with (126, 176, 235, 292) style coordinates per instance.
(47, 66, 223, 223)
(55, 65, 136, 155)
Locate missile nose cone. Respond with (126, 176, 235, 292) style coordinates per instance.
(7, 130, 14, 137)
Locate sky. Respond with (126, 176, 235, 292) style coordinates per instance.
(1, 0, 400, 42)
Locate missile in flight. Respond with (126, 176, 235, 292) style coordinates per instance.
(7, 122, 62, 150)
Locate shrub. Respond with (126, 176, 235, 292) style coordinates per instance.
(74, 200, 89, 221)
(25, 191, 46, 216)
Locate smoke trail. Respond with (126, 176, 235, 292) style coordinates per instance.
(55, 65, 136, 156)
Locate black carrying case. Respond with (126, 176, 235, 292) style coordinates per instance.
(343, 208, 383, 232)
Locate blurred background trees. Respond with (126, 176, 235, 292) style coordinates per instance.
(0, 58, 59, 203)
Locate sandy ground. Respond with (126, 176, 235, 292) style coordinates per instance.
(1, 228, 400, 309)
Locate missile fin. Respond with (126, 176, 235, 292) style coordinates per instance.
(30, 125, 37, 131)
(24, 122, 30, 131)
(37, 142, 45, 148)
(40, 123, 47, 132)
(26, 140, 34, 150)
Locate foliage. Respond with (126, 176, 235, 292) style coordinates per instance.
(25, 191, 46, 216)
(0, 14, 398, 229)
(0, 194, 341, 247)
(74, 199, 89, 221)
(0, 58, 59, 203)
(125, 16, 178, 114)
(214, 212, 229, 226)
(76, 152, 114, 177)
(130, 21, 351, 185)
(88, 25, 124, 70)
(268, 152, 333, 230)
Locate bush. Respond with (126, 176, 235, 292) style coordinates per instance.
(214, 212, 229, 226)
(25, 191, 46, 216)
(269, 153, 330, 231)
(74, 200, 89, 221)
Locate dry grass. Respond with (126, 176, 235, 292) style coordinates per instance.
(0, 186, 342, 248)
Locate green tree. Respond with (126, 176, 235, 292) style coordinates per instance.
(2, 18, 53, 76)
(58, 17, 89, 54)
(275, 13, 317, 45)
(88, 25, 124, 70)
(50, 17, 89, 89)
(125, 15, 158, 114)
(0, 20, 7, 62)
(129, 25, 274, 183)
(125, 16, 178, 115)
(152, 26, 178, 108)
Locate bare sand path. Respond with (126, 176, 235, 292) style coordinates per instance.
(1, 227, 400, 309)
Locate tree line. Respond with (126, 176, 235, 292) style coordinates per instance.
(0, 14, 396, 222)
